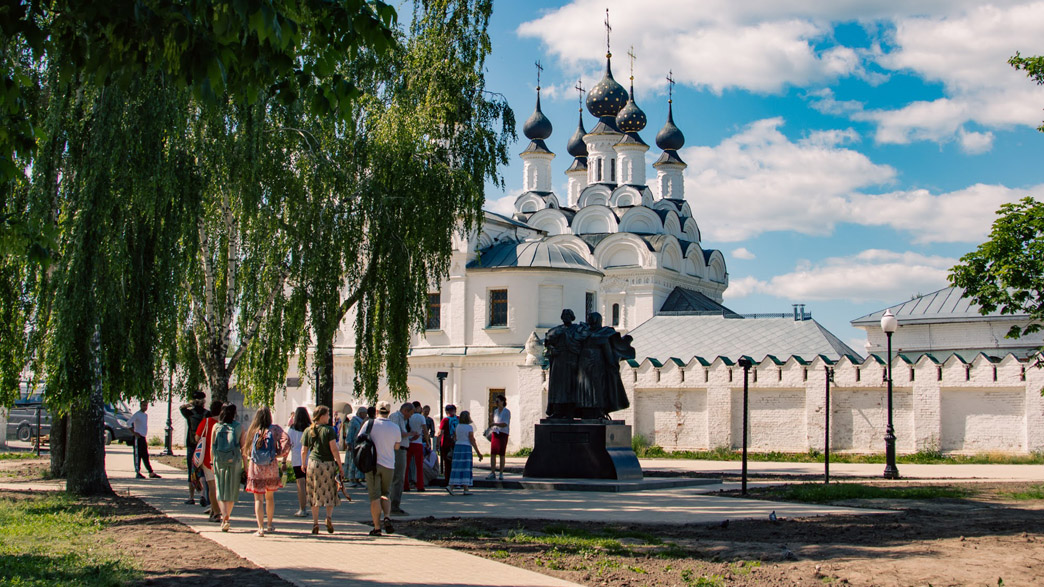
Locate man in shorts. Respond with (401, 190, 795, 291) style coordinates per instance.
(364, 401, 402, 537)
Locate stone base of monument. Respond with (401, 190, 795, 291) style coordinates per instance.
(522, 420, 642, 480)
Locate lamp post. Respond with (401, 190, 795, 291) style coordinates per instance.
(161, 374, 174, 457)
(737, 357, 752, 495)
(824, 366, 833, 485)
(881, 309, 899, 479)
(436, 371, 448, 419)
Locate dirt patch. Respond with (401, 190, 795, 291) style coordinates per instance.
(395, 482, 1044, 586)
(1, 489, 290, 586)
(0, 456, 51, 481)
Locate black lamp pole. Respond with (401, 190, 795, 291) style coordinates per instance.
(881, 308, 899, 479)
(825, 366, 833, 484)
(162, 374, 174, 456)
(738, 357, 752, 495)
(437, 371, 448, 419)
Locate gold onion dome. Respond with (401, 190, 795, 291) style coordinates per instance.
(522, 93, 553, 140)
(586, 55, 629, 119)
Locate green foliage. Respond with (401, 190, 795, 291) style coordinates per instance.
(0, 452, 38, 460)
(510, 447, 532, 457)
(1010, 52, 1044, 131)
(507, 529, 630, 555)
(754, 482, 970, 503)
(631, 433, 649, 453)
(0, 492, 139, 585)
(950, 197, 1044, 353)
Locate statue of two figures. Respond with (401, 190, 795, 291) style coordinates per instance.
(543, 309, 636, 421)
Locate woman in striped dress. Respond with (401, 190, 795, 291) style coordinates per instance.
(446, 410, 483, 495)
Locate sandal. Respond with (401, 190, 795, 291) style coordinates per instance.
(266, 524, 275, 533)
(311, 523, 319, 535)
(221, 521, 230, 532)
(445, 486, 455, 496)
(382, 517, 394, 534)
(255, 529, 265, 537)
(326, 518, 334, 534)
(369, 528, 382, 536)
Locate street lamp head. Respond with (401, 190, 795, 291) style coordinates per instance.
(436, 371, 448, 381)
(737, 357, 753, 368)
(880, 309, 898, 334)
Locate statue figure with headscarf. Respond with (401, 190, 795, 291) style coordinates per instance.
(544, 309, 583, 419)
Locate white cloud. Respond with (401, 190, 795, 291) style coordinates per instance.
(806, 88, 864, 116)
(684, 117, 1043, 243)
(731, 247, 756, 260)
(723, 250, 955, 303)
(486, 193, 517, 217)
(518, 1, 1044, 143)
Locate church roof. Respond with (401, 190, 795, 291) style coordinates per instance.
(629, 315, 861, 363)
(659, 287, 738, 315)
(850, 286, 1024, 326)
(467, 240, 602, 275)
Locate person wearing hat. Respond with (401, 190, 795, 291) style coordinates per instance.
(179, 391, 209, 505)
(437, 405, 459, 483)
(362, 401, 402, 536)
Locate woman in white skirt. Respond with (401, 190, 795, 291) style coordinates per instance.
(446, 411, 483, 495)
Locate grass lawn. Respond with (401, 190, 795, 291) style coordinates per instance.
(0, 452, 41, 461)
(0, 492, 139, 586)
(737, 482, 972, 503)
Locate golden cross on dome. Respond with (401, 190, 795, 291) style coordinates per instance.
(604, 8, 612, 57)
(666, 70, 676, 103)
(575, 78, 585, 111)
(628, 46, 637, 82)
(535, 60, 543, 91)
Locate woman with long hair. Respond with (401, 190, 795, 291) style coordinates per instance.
(211, 404, 246, 532)
(286, 406, 311, 516)
(344, 406, 368, 487)
(244, 407, 290, 536)
(301, 405, 344, 534)
(446, 410, 483, 496)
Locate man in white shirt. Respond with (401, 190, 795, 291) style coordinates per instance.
(129, 402, 160, 479)
(387, 403, 418, 514)
(363, 401, 402, 536)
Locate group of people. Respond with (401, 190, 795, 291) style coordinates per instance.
(176, 392, 512, 537)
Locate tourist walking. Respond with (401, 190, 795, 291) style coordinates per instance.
(447, 410, 482, 495)
(211, 404, 245, 532)
(129, 402, 161, 479)
(405, 401, 428, 492)
(437, 404, 458, 483)
(361, 401, 402, 536)
(195, 399, 224, 522)
(486, 394, 510, 480)
(244, 407, 291, 537)
(301, 405, 344, 534)
(344, 406, 367, 487)
(179, 391, 208, 504)
(286, 406, 311, 517)
(388, 403, 417, 514)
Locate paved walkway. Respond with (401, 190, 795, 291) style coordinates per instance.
(10, 447, 1038, 586)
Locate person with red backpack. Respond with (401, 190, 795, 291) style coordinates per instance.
(210, 404, 246, 532)
(244, 407, 290, 537)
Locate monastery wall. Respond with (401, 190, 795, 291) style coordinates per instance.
(862, 321, 1044, 357)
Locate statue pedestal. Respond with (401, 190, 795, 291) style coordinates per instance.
(522, 420, 643, 480)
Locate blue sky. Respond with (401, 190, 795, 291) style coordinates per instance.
(474, 0, 1044, 352)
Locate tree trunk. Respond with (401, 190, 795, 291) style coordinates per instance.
(209, 366, 230, 403)
(49, 413, 68, 478)
(65, 393, 112, 496)
(316, 330, 335, 410)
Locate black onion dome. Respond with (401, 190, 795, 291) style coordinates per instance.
(655, 102, 685, 151)
(616, 83, 647, 133)
(586, 56, 629, 118)
(523, 93, 553, 140)
(566, 111, 588, 157)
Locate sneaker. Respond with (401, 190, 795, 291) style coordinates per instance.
(148, 472, 161, 479)
(485, 472, 497, 480)
(498, 473, 504, 481)
(368, 528, 382, 537)
(135, 473, 146, 479)
(184, 499, 195, 505)
(293, 509, 307, 517)
(203, 506, 211, 514)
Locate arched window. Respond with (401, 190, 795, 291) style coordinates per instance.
(612, 303, 620, 326)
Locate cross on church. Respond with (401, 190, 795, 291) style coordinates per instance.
(575, 78, 585, 111)
(628, 46, 637, 82)
(604, 8, 612, 56)
(666, 70, 676, 103)
(535, 60, 543, 91)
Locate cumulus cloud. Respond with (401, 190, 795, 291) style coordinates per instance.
(486, 193, 517, 217)
(518, 1, 1044, 144)
(684, 118, 1043, 243)
(722, 250, 955, 303)
(731, 247, 756, 260)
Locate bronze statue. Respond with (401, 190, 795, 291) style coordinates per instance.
(544, 309, 635, 420)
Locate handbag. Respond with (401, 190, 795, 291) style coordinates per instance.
(483, 426, 494, 441)
(191, 434, 206, 468)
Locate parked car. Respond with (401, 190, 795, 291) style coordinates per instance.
(103, 404, 134, 445)
(7, 384, 49, 442)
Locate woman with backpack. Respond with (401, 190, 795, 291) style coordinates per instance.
(211, 404, 246, 532)
(301, 405, 344, 534)
(244, 407, 291, 537)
